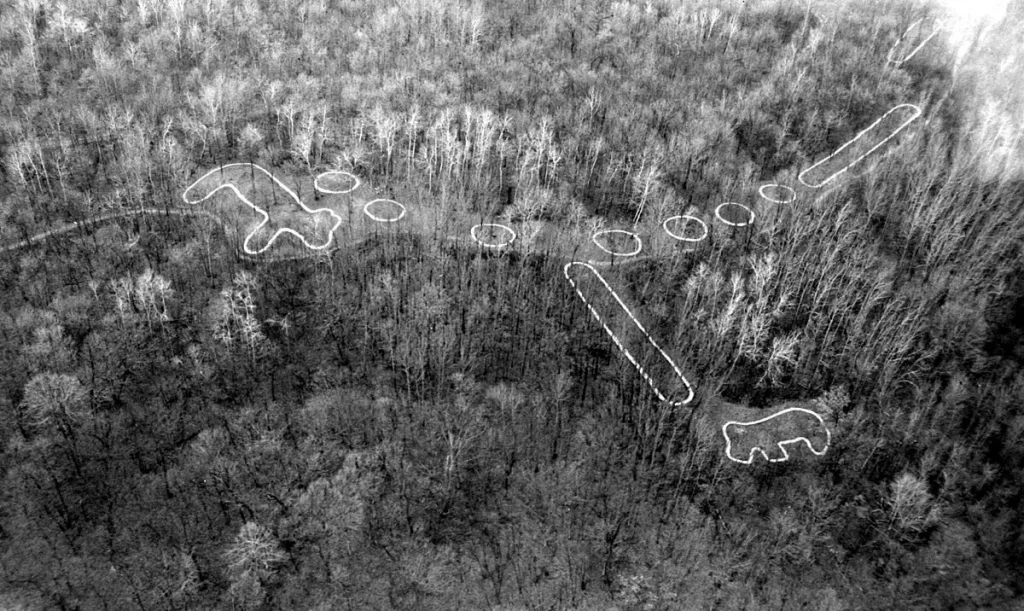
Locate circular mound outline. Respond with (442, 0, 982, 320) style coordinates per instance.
(714, 202, 755, 227)
(363, 199, 407, 223)
(757, 184, 796, 204)
(662, 215, 709, 243)
(592, 229, 642, 257)
(470, 223, 516, 248)
(314, 171, 361, 194)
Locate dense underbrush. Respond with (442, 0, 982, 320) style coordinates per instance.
(1, 0, 1023, 608)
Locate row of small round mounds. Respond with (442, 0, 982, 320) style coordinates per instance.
(318, 171, 408, 223)
(316, 170, 518, 248)
(588, 184, 793, 257)
(315, 170, 797, 257)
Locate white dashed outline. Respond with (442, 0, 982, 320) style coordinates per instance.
(563, 261, 695, 406)
(797, 104, 922, 188)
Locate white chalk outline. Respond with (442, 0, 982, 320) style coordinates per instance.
(470, 223, 516, 248)
(182, 163, 343, 255)
(721, 407, 831, 464)
(592, 229, 642, 257)
(363, 199, 407, 223)
(757, 184, 796, 204)
(314, 170, 361, 194)
(563, 262, 695, 406)
(886, 18, 945, 66)
(797, 104, 923, 188)
(662, 215, 709, 243)
(714, 202, 755, 227)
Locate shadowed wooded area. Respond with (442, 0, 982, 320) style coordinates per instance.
(1, 0, 1024, 608)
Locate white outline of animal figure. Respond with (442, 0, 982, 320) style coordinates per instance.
(721, 407, 831, 464)
(182, 163, 343, 255)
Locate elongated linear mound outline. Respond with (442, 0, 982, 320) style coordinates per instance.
(721, 407, 831, 464)
(182, 163, 343, 255)
(798, 104, 922, 188)
(563, 262, 695, 406)
(714, 202, 755, 227)
(313, 170, 361, 194)
(757, 184, 796, 204)
(363, 199, 407, 222)
(663, 215, 709, 242)
(471, 223, 516, 248)
(886, 18, 945, 65)
(592, 229, 642, 256)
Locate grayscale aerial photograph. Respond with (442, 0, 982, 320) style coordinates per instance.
(0, 0, 1022, 608)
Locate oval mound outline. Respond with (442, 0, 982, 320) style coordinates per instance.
(592, 229, 642, 257)
(363, 199, 407, 223)
(757, 184, 796, 204)
(663, 215, 709, 242)
(714, 202, 755, 227)
(470, 223, 516, 248)
(314, 171, 361, 195)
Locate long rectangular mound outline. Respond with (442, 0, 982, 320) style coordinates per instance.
(886, 18, 945, 65)
(721, 407, 831, 464)
(563, 261, 695, 406)
(798, 104, 922, 188)
(182, 163, 343, 255)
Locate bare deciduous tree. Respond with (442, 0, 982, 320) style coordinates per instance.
(21, 372, 88, 434)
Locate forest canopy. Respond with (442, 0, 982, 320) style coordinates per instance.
(1, 0, 1023, 608)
